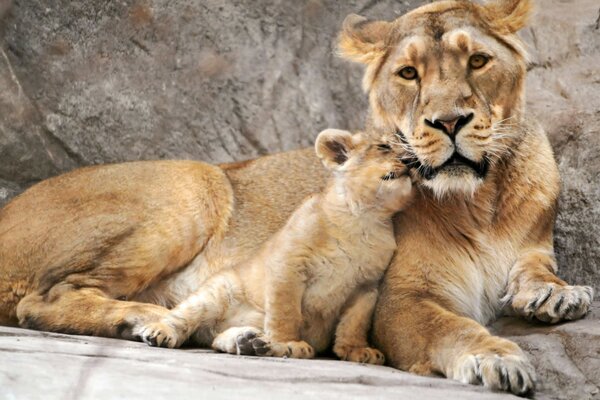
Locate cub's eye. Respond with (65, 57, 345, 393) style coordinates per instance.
(397, 66, 418, 80)
(469, 54, 489, 69)
(377, 143, 392, 152)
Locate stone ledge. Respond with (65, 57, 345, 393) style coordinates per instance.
(491, 302, 600, 400)
(1, 302, 597, 400)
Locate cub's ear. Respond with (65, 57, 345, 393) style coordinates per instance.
(337, 14, 392, 64)
(480, 0, 533, 34)
(315, 129, 354, 170)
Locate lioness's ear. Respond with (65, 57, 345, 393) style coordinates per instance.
(315, 129, 354, 170)
(337, 14, 392, 64)
(481, 0, 533, 34)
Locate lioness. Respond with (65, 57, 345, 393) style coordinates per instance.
(0, 0, 593, 396)
(138, 129, 412, 365)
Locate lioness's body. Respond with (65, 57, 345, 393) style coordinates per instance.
(0, 0, 594, 396)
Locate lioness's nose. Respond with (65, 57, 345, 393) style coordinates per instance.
(425, 113, 474, 137)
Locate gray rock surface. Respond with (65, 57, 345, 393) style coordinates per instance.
(1, 302, 598, 400)
(0, 0, 422, 180)
(491, 302, 600, 400)
(523, 0, 600, 293)
(0, 1, 597, 291)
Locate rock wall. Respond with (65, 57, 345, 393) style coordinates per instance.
(0, 0, 422, 191)
(0, 0, 598, 291)
(524, 0, 600, 292)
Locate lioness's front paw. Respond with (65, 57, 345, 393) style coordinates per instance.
(334, 345, 385, 365)
(452, 353, 536, 396)
(507, 283, 594, 323)
(140, 322, 183, 349)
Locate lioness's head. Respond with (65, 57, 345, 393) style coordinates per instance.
(315, 129, 412, 213)
(338, 0, 532, 197)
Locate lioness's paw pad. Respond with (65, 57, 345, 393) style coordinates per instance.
(454, 353, 536, 397)
(140, 322, 181, 349)
(335, 346, 385, 365)
(508, 283, 594, 323)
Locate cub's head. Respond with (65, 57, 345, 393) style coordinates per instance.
(338, 0, 532, 197)
(315, 128, 412, 213)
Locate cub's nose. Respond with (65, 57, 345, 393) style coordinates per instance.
(425, 113, 474, 137)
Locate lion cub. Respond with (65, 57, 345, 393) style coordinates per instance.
(140, 129, 413, 364)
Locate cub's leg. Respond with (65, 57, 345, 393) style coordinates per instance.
(16, 284, 169, 339)
(264, 267, 314, 359)
(140, 271, 243, 348)
(504, 248, 594, 323)
(374, 291, 536, 396)
(333, 287, 385, 365)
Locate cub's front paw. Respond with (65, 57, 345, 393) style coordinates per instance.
(269, 340, 315, 359)
(507, 283, 594, 323)
(334, 345, 385, 365)
(140, 322, 183, 349)
(452, 353, 536, 396)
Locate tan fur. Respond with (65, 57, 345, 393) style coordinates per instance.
(137, 130, 412, 365)
(1, 160, 233, 337)
(0, 0, 593, 396)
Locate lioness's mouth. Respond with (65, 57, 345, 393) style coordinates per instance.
(434, 153, 489, 178)
(406, 152, 489, 180)
(394, 130, 489, 180)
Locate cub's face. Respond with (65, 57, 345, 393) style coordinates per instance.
(338, 0, 532, 197)
(315, 129, 412, 213)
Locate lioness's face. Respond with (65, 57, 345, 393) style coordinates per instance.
(339, 0, 531, 196)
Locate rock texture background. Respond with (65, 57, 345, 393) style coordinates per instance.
(0, 2, 597, 283)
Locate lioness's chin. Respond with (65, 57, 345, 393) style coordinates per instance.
(422, 169, 484, 198)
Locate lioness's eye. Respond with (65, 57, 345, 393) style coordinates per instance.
(469, 54, 489, 69)
(397, 66, 418, 80)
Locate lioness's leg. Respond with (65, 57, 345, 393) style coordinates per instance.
(333, 287, 385, 365)
(16, 284, 169, 339)
(140, 271, 244, 348)
(504, 248, 594, 323)
(373, 293, 536, 396)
